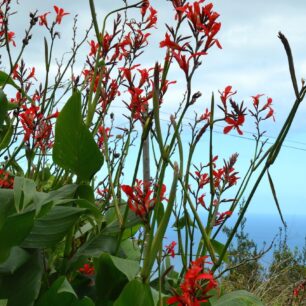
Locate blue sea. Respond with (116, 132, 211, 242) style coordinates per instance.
(165, 213, 305, 268)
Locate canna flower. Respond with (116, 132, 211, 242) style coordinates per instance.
(38, 12, 50, 27)
(223, 114, 245, 135)
(79, 263, 95, 276)
(167, 256, 218, 306)
(53, 6, 69, 24)
(215, 211, 232, 225)
(0, 169, 14, 189)
(121, 179, 167, 221)
(160, 33, 185, 51)
(219, 85, 237, 106)
(165, 241, 177, 258)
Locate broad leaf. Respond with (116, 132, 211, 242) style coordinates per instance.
(211, 290, 264, 306)
(53, 91, 103, 181)
(0, 250, 43, 306)
(0, 210, 35, 263)
(114, 279, 154, 306)
(95, 254, 132, 302)
(0, 71, 17, 88)
(0, 247, 30, 274)
(22, 206, 85, 248)
(0, 90, 8, 127)
(36, 276, 77, 306)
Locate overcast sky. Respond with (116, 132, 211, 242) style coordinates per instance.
(4, 0, 306, 218)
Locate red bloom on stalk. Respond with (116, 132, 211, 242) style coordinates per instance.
(215, 211, 232, 225)
(194, 171, 209, 189)
(165, 241, 177, 258)
(88, 40, 99, 57)
(219, 85, 237, 106)
(7, 31, 16, 47)
(160, 33, 185, 51)
(79, 263, 95, 276)
(0, 169, 14, 189)
(97, 126, 112, 148)
(140, 0, 150, 18)
(223, 114, 245, 135)
(167, 256, 218, 306)
(38, 12, 50, 27)
(121, 179, 167, 221)
(53, 6, 69, 24)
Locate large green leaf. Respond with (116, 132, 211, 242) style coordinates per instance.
(53, 91, 103, 181)
(0, 247, 30, 274)
(0, 123, 13, 150)
(113, 279, 154, 306)
(0, 189, 14, 230)
(0, 250, 43, 306)
(22, 206, 85, 248)
(0, 90, 8, 127)
(0, 210, 35, 263)
(0, 71, 17, 88)
(95, 254, 131, 303)
(36, 276, 77, 306)
(13, 176, 36, 212)
(211, 290, 264, 306)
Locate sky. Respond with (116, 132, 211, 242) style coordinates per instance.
(3, 0, 306, 219)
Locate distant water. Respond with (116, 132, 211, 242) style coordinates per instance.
(165, 214, 306, 268)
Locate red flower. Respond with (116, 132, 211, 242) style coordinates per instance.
(223, 114, 245, 135)
(194, 171, 209, 188)
(7, 31, 16, 47)
(121, 180, 167, 221)
(167, 256, 218, 306)
(97, 126, 112, 148)
(53, 6, 69, 24)
(0, 169, 14, 189)
(215, 211, 232, 225)
(165, 241, 177, 258)
(79, 263, 95, 276)
(88, 40, 99, 57)
(219, 85, 237, 106)
(251, 94, 264, 107)
(38, 12, 50, 27)
(140, 0, 150, 18)
(160, 33, 185, 51)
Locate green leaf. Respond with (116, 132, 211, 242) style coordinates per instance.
(120, 239, 141, 261)
(13, 176, 37, 212)
(267, 170, 286, 227)
(0, 247, 30, 274)
(0, 71, 17, 88)
(114, 279, 154, 306)
(22, 206, 85, 248)
(0, 250, 43, 306)
(0, 189, 14, 230)
(76, 184, 95, 203)
(72, 234, 119, 261)
(0, 90, 8, 127)
(74, 297, 95, 306)
(53, 91, 103, 181)
(0, 123, 13, 150)
(36, 276, 77, 306)
(95, 254, 130, 302)
(76, 199, 101, 220)
(211, 290, 264, 306)
(0, 300, 7, 306)
(211, 240, 229, 263)
(0, 210, 35, 263)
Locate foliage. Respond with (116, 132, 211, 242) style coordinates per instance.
(0, 0, 305, 305)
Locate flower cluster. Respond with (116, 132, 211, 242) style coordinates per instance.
(78, 263, 95, 276)
(121, 179, 167, 222)
(167, 256, 218, 306)
(19, 105, 58, 152)
(0, 169, 14, 189)
(38, 6, 69, 28)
